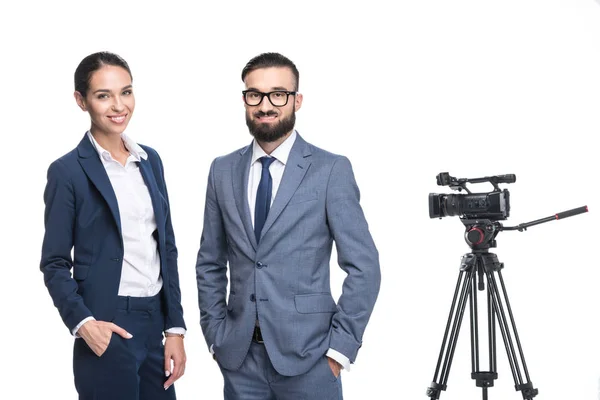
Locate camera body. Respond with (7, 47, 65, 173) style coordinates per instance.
(429, 190, 510, 220)
(429, 172, 514, 220)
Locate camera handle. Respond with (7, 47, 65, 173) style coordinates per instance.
(426, 250, 538, 400)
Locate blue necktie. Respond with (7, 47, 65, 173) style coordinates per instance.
(254, 156, 276, 243)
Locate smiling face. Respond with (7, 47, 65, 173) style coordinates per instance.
(243, 66, 303, 143)
(74, 65, 135, 137)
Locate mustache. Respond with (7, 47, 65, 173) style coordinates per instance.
(254, 111, 278, 118)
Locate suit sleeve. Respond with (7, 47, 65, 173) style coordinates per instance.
(155, 153, 186, 330)
(326, 156, 381, 363)
(195, 158, 229, 350)
(40, 160, 93, 333)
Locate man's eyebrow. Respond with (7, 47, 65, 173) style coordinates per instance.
(245, 86, 292, 92)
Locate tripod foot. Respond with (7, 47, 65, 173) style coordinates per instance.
(426, 382, 446, 399)
(516, 382, 538, 399)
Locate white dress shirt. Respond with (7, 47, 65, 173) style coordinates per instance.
(73, 132, 185, 336)
(247, 130, 297, 215)
(247, 130, 351, 371)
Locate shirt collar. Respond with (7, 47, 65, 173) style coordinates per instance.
(86, 131, 148, 162)
(251, 130, 297, 166)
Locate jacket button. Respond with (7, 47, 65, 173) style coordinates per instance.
(250, 294, 256, 302)
(256, 262, 267, 269)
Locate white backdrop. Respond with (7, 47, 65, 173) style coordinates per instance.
(1, 1, 599, 399)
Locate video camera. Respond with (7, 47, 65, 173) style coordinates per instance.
(429, 172, 515, 220)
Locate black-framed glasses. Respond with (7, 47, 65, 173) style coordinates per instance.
(242, 90, 297, 107)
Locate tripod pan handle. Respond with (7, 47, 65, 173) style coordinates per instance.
(555, 206, 588, 220)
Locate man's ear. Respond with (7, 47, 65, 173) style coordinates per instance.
(294, 92, 303, 111)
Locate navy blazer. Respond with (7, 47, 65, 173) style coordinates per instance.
(40, 134, 186, 333)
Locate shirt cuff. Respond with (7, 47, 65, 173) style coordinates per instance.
(72, 316, 96, 338)
(165, 327, 186, 336)
(326, 348, 351, 371)
(209, 344, 214, 354)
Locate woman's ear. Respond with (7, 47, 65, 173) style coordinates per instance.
(74, 91, 87, 112)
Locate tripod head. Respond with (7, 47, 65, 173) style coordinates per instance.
(462, 206, 589, 251)
(461, 219, 502, 251)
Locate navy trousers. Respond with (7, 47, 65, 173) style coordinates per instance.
(73, 293, 176, 400)
(219, 341, 343, 400)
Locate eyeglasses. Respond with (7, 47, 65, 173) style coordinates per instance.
(242, 90, 297, 107)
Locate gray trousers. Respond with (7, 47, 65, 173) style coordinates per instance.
(218, 341, 343, 400)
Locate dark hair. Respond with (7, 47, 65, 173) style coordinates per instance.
(74, 51, 132, 97)
(241, 52, 299, 90)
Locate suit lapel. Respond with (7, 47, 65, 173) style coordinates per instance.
(139, 159, 165, 239)
(259, 135, 312, 241)
(77, 134, 122, 236)
(232, 144, 258, 251)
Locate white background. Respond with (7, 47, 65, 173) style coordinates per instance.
(1, 1, 599, 399)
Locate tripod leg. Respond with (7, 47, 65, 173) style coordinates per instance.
(471, 262, 498, 399)
(427, 256, 477, 399)
(470, 265, 481, 378)
(488, 288, 497, 375)
(482, 255, 539, 400)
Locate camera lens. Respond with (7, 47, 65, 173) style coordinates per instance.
(443, 194, 461, 217)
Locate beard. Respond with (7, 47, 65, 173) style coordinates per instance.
(246, 110, 296, 143)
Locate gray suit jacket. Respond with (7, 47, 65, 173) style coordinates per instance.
(196, 133, 380, 376)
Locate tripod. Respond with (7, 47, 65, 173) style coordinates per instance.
(426, 246, 537, 400)
(426, 206, 589, 400)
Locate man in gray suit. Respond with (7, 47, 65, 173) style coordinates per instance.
(196, 52, 381, 399)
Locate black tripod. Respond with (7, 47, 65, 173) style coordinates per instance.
(426, 206, 588, 400)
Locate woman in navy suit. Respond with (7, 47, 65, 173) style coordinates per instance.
(40, 52, 186, 400)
